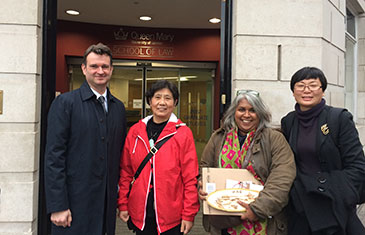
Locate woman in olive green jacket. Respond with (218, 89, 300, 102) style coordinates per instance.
(199, 90, 296, 235)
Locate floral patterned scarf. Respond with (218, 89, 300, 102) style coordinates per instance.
(218, 129, 267, 235)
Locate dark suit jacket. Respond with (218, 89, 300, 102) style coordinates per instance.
(45, 81, 127, 235)
(281, 105, 365, 234)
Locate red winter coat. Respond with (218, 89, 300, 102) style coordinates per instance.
(118, 114, 199, 233)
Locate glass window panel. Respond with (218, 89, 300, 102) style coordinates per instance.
(179, 68, 214, 159)
(110, 67, 143, 129)
(346, 9, 356, 38)
(69, 66, 84, 90)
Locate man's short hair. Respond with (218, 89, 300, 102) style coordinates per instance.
(82, 43, 113, 66)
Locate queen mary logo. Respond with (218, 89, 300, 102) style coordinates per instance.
(114, 28, 129, 41)
(114, 28, 175, 43)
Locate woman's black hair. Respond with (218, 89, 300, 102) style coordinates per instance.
(290, 67, 327, 92)
(145, 80, 179, 105)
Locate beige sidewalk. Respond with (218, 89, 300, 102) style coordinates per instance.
(115, 205, 365, 234)
(115, 208, 208, 235)
(357, 204, 365, 227)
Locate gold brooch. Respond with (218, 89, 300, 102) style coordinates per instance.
(321, 124, 329, 135)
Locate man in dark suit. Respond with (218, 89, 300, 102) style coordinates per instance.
(44, 43, 127, 235)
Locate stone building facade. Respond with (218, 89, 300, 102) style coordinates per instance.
(232, 0, 365, 136)
(0, 0, 43, 234)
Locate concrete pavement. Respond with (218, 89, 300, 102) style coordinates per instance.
(115, 204, 365, 234)
(357, 204, 365, 227)
(115, 209, 208, 235)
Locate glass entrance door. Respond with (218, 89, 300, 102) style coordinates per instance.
(179, 69, 213, 146)
(68, 60, 215, 158)
(110, 67, 143, 128)
(143, 68, 214, 157)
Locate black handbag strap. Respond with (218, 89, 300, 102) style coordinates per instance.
(127, 135, 173, 198)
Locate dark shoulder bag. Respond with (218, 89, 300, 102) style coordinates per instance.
(327, 107, 365, 204)
(127, 134, 173, 198)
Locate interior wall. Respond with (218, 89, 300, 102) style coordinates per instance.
(56, 20, 220, 92)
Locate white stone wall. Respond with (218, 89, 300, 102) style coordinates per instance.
(232, 0, 365, 148)
(0, 0, 42, 234)
(232, 0, 347, 126)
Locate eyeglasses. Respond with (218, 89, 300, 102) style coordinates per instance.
(236, 89, 260, 96)
(294, 84, 322, 92)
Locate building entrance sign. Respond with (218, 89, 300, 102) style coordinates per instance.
(112, 27, 176, 58)
(112, 45, 174, 58)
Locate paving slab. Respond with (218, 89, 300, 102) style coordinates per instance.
(115, 209, 208, 235)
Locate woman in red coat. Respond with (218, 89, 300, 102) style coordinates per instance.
(118, 80, 200, 235)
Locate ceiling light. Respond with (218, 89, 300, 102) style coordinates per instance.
(66, 10, 80, 16)
(209, 18, 221, 24)
(139, 16, 152, 21)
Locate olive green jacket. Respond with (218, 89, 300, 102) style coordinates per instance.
(200, 127, 296, 235)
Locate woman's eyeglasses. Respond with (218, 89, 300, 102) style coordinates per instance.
(236, 89, 260, 96)
(294, 84, 322, 92)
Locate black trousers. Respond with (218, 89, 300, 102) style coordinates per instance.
(221, 229, 230, 235)
(134, 219, 182, 235)
(132, 191, 183, 235)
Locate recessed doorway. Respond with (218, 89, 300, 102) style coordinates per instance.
(67, 58, 216, 159)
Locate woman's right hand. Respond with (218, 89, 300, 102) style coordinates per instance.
(198, 181, 208, 200)
(119, 210, 129, 222)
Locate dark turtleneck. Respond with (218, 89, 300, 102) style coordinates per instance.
(295, 99, 325, 174)
(147, 118, 168, 143)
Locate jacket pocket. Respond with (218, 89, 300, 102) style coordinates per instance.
(268, 211, 287, 235)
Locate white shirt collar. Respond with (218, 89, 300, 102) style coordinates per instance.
(90, 87, 107, 100)
(90, 87, 108, 111)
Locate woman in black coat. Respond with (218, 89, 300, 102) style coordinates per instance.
(281, 67, 365, 235)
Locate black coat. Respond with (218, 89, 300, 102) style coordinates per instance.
(45, 82, 126, 235)
(281, 105, 365, 235)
